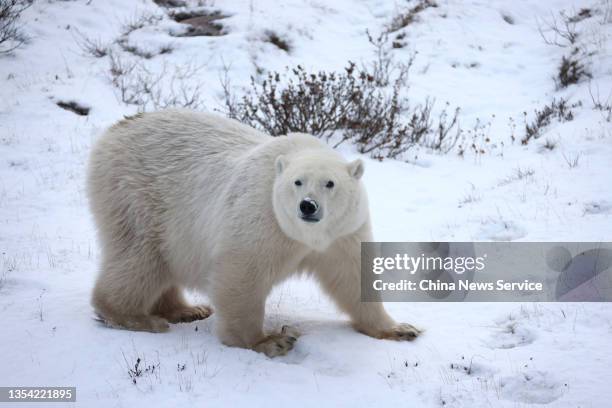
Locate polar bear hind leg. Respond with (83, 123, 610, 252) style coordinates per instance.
(92, 241, 173, 333)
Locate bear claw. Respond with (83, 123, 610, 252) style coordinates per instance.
(166, 305, 213, 324)
(381, 323, 422, 341)
(254, 326, 300, 357)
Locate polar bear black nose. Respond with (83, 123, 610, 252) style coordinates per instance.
(299, 198, 319, 216)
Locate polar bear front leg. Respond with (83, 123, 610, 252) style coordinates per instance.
(211, 267, 299, 357)
(303, 228, 422, 341)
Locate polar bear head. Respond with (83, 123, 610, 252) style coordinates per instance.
(273, 149, 369, 251)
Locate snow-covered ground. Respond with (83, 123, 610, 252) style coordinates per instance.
(1, 0, 611, 406)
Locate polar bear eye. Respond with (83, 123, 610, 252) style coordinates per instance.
(326, 180, 334, 189)
(294, 180, 302, 186)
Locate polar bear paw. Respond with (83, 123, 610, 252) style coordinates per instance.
(165, 305, 213, 324)
(253, 325, 300, 357)
(96, 313, 170, 333)
(379, 323, 422, 341)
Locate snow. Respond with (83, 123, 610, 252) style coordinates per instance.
(1, 0, 611, 406)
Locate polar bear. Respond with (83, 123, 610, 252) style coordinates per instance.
(88, 110, 420, 357)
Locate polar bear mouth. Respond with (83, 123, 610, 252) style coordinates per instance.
(300, 214, 321, 223)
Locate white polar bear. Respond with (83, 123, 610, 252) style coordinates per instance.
(87, 110, 420, 357)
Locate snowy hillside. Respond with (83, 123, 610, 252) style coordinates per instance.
(1, 0, 611, 406)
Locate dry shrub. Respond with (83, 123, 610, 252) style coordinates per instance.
(222, 62, 460, 159)
(387, 0, 438, 33)
(522, 98, 580, 144)
(108, 51, 205, 112)
(556, 53, 590, 88)
(0, 0, 30, 54)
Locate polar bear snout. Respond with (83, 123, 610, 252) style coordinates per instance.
(299, 197, 321, 222)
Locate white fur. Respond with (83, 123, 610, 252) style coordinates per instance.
(87, 110, 420, 356)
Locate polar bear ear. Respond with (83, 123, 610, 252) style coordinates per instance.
(347, 159, 364, 179)
(275, 155, 287, 175)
